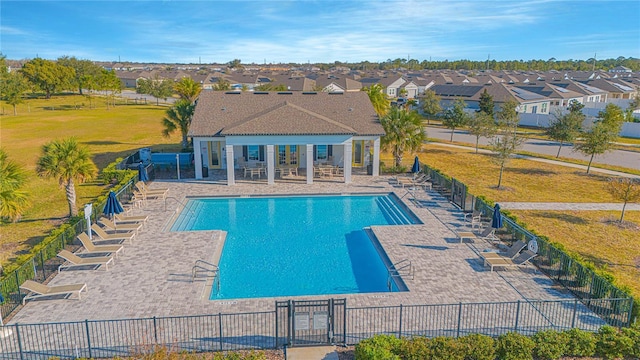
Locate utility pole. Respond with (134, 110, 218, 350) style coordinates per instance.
(592, 52, 597, 72)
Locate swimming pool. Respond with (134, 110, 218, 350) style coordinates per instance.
(171, 194, 420, 299)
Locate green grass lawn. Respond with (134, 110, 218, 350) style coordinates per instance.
(0, 95, 178, 266)
(383, 144, 640, 299)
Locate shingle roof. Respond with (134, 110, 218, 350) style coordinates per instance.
(189, 91, 383, 137)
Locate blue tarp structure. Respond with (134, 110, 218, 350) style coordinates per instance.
(103, 191, 124, 218)
(491, 203, 503, 229)
(411, 156, 421, 174)
(138, 162, 149, 182)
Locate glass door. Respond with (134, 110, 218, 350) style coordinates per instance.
(352, 141, 364, 167)
(209, 142, 222, 169)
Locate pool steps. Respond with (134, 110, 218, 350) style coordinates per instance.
(375, 196, 412, 225)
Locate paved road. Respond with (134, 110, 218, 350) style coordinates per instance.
(500, 202, 640, 210)
(426, 126, 640, 171)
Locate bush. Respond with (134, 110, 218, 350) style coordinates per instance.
(495, 332, 535, 360)
(532, 330, 568, 360)
(596, 325, 634, 359)
(397, 337, 430, 360)
(354, 335, 401, 360)
(621, 324, 640, 357)
(458, 334, 495, 360)
(429, 336, 465, 360)
(564, 328, 596, 357)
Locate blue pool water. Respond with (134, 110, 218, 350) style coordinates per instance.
(171, 194, 419, 299)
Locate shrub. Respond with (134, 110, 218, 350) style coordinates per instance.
(397, 337, 431, 360)
(458, 333, 495, 360)
(564, 328, 596, 357)
(429, 336, 465, 360)
(596, 325, 634, 359)
(354, 335, 401, 360)
(495, 332, 534, 360)
(532, 330, 568, 360)
(621, 324, 640, 357)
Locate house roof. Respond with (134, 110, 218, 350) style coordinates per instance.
(189, 91, 383, 137)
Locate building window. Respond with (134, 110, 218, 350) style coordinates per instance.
(248, 145, 259, 161)
(316, 145, 328, 160)
(541, 103, 547, 113)
(523, 104, 527, 113)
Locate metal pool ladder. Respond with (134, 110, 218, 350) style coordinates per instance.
(192, 260, 220, 294)
(387, 259, 413, 291)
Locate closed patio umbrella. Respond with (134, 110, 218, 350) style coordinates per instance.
(411, 156, 421, 174)
(138, 162, 149, 182)
(491, 203, 503, 229)
(103, 191, 124, 221)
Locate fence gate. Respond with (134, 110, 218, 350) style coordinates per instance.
(276, 298, 346, 347)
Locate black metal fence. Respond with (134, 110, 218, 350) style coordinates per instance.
(0, 180, 136, 324)
(423, 164, 635, 326)
(0, 297, 631, 359)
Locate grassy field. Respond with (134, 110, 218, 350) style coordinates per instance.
(0, 95, 177, 266)
(393, 144, 639, 298)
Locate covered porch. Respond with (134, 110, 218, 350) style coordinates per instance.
(193, 135, 381, 185)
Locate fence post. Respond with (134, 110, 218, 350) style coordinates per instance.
(218, 313, 223, 351)
(398, 304, 403, 338)
(456, 302, 462, 338)
(85, 319, 93, 359)
(15, 323, 24, 360)
(571, 299, 578, 328)
(275, 303, 279, 348)
(15, 271, 22, 301)
(39, 252, 46, 280)
(514, 301, 521, 332)
(627, 298, 634, 327)
(153, 316, 158, 344)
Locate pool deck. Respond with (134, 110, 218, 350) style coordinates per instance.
(8, 175, 575, 324)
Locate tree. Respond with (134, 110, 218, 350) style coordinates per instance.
(162, 99, 195, 149)
(227, 59, 243, 69)
(607, 177, 640, 223)
(421, 89, 442, 125)
(1, 71, 29, 115)
(489, 100, 524, 189)
(57, 56, 102, 95)
(137, 74, 173, 105)
(380, 107, 426, 167)
(36, 138, 97, 217)
(546, 101, 585, 158)
(96, 69, 122, 109)
(478, 89, 495, 117)
(442, 99, 470, 142)
(174, 77, 202, 102)
(20, 58, 75, 99)
(574, 103, 624, 173)
(212, 77, 231, 91)
(625, 94, 640, 123)
(467, 111, 497, 153)
(0, 149, 30, 222)
(363, 84, 390, 117)
(255, 83, 288, 91)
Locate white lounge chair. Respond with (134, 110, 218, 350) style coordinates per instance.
(483, 250, 538, 272)
(91, 224, 135, 243)
(77, 233, 124, 257)
(20, 280, 87, 304)
(99, 217, 142, 234)
(57, 250, 114, 272)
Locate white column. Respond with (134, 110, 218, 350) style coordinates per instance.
(225, 146, 235, 186)
(194, 139, 203, 179)
(343, 141, 352, 184)
(372, 138, 381, 177)
(267, 145, 275, 185)
(306, 144, 314, 184)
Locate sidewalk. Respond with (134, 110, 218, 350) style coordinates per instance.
(500, 202, 640, 211)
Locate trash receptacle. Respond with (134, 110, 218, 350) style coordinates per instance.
(202, 167, 209, 178)
(367, 164, 373, 175)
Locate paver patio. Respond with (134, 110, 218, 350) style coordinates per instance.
(8, 174, 578, 325)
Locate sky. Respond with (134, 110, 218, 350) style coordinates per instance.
(1, 0, 639, 64)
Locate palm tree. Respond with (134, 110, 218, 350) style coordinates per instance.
(363, 84, 390, 117)
(162, 99, 195, 149)
(0, 149, 30, 222)
(380, 107, 426, 167)
(36, 138, 97, 217)
(174, 77, 202, 102)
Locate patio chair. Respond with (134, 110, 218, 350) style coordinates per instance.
(477, 227, 500, 244)
(91, 224, 135, 243)
(77, 233, 124, 257)
(464, 211, 483, 230)
(480, 239, 526, 260)
(115, 213, 148, 226)
(483, 250, 538, 272)
(20, 280, 88, 305)
(136, 181, 168, 193)
(99, 217, 143, 234)
(135, 182, 168, 199)
(57, 249, 114, 272)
